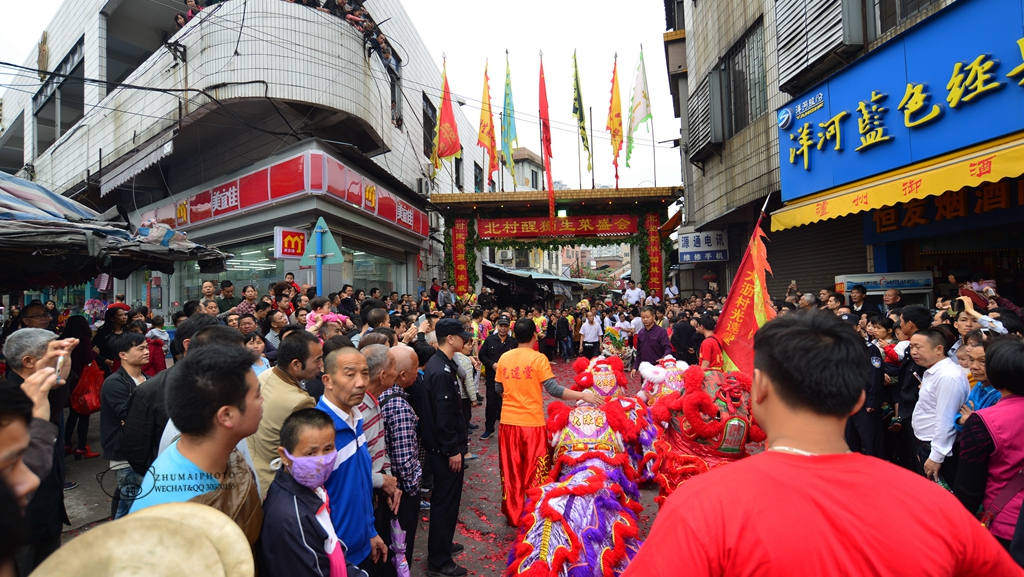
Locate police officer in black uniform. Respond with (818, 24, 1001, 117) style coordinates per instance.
(420, 318, 472, 577)
(477, 316, 516, 440)
(840, 313, 885, 458)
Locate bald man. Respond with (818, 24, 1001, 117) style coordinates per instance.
(377, 345, 423, 568)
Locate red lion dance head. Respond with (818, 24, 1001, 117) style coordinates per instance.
(649, 366, 766, 505)
(570, 355, 628, 399)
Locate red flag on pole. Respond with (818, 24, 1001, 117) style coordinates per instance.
(539, 54, 555, 225)
(714, 213, 776, 376)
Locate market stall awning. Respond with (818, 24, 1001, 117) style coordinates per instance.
(770, 133, 1024, 232)
(0, 171, 230, 291)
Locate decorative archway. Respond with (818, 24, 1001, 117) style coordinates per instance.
(433, 187, 681, 300)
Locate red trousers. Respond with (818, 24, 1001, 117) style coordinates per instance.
(499, 424, 551, 526)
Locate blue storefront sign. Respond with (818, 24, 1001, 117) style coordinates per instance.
(679, 230, 729, 263)
(777, 0, 1024, 202)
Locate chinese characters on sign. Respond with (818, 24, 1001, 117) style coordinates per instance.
(645, 214, 664, 298)
(783, 29, 1024, 175)
(476, 215, 638, 239)
(869, 178, 1024, 237)
(274, 226, 308, 259)
(452, 219, 470, 295)
(679, 230, 729, 263)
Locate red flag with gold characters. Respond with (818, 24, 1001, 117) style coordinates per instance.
(431, 62, 461, 177)
(538, 55, 555, 225)
(715, 215, 776, 375)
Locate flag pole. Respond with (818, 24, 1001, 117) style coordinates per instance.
(589, 106, 595, 189)
(499, 111, 505, 193)
(651, 121, 657, 187)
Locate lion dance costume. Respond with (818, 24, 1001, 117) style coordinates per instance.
(648, 365, 766, 504)
(506, 400, 648, 577)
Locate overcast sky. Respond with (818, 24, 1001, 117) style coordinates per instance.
(401, 0, 682, 190)
(1, 0, 682, 191)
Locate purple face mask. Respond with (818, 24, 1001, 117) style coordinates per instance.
(284, 449, 337, 490)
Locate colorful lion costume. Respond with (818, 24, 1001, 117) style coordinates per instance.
(600, 328, 634, 368)
(570, 356, 628, 399)
(649, 366, 766, 505)
(635, 356, 688, 405)
(506, 402, 644, 577)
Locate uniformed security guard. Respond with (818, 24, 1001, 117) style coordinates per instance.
(477, 315, 517, 440)
(840, 313, 885, 458)
(420, 318, 472, 577)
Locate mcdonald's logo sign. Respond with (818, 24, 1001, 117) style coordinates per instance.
(274, 226, 307, 260)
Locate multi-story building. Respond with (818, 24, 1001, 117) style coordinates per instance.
(0, 0, 513, 310)
(661, 0, 1023, 301)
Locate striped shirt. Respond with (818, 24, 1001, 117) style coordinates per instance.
(357, 392, 391, 489)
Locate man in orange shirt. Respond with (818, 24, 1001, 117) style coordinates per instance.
(496, 318, 604, 526)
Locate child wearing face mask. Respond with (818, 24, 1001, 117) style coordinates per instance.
(259, 409, 359, 576)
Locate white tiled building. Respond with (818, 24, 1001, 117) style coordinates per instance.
(0, 0, 513, 309)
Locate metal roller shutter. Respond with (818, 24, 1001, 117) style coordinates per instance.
(765, 215, 867, 298)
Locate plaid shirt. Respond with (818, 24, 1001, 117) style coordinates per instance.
(378, 385, 421, 494)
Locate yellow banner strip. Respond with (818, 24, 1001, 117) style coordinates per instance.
(771, 132, 1024, 232)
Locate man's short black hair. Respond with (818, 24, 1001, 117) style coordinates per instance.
(413, 341, 434, 367)
(255, 301, 273, 315)
(513, 318, 536, 343)
(697, 315, 716, 331)
(278, 330, 319, 370)
(191, 325, 246, 350)
(366, 308, 389, 329)
(640, 306, 656, 317)
(323, 334, 355, 357)
(850, 284, 867, 294)
(753, 310, 868, 417)
(359, 298, 387, 325)
(113, 332, 146, 355)
(279, 408, 335, 453)
(984, 338, 1024, 395)
(173, 313, 222, 352)
(220, 280, 233, 289)
(166, 345, 258, 438)
(183, 300, 201, 317)
(900, 305, 932, 332)
(279, 324, 305, 342)
(915, 327, 952, 355)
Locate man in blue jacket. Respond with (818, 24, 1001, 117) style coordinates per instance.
(318, 346, 388, 571)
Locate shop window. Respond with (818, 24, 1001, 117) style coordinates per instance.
(422, 92, 436, 159)
(473, 162, 484, 192)
(720, 22, 767, 139)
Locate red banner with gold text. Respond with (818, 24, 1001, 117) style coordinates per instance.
(477, 215, 637, 239)
(452, 219, 470, 295)
(644, 213, 663, 299)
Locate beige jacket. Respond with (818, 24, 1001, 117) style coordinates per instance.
(246, 366, 315, 497)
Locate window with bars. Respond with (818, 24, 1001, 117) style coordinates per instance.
(422, 92, 436, 159)
(721, 22, 767, 139)
(875, 0, 940, 36)
(474, 162, 484, 192)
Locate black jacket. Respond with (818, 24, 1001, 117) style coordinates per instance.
(863, 342, 886, 410)
(258, 469, 367, 577)
(670, 321, 698, 365)
(121, 364, 177, 475)
(898, 354, 923, 421)
(100, 367, 145, 461)
(478, 332, 516, 384)
(338, 297, 358, 317)
(419, 350, 467, 457)
(556, 317, 571, 339)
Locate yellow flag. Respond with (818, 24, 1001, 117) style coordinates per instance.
(606, 55, 624, 187)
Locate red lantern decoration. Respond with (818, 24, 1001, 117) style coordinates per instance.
(703, 271, 718, 283)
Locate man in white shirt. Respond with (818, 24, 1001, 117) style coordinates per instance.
(623, 281, 644, 306)
(578, 311, 604, 359)
(909, 328, 969, 484)
(664, 280, 679, 305)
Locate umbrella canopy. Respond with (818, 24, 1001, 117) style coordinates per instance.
(0, 171, 229, 292)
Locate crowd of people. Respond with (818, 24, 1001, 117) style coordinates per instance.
(2, 264, 1023, 575)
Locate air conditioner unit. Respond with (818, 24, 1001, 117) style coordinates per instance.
(498, 250, 514, 260)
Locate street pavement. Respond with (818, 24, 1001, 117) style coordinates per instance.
(58, 357, 659, 576)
